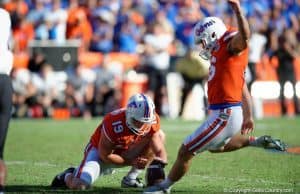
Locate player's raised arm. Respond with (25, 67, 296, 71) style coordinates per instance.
(228, 0, 251, 54)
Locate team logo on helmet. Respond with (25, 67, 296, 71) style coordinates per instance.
(195, 19, 216, 36)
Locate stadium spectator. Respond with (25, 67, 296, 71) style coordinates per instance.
(30, 63, 62, 117)
(274, 28, 300, 115)
(51, 93, 167, 190)
(175, 2, 201, 49)
(92, 61, 121, 116)
(0, 8, 13, 193)
(11, 68, 37, 118)
(139, 21, 173, 116)
(26, 0, 48, 39)
(43, 0, 67, 43)
(116, 15, 142, 53)
(113, 0, 143, 52)
(175, 47, 209, 117)
(64, 65, 95, 118)
(4, 0, 29, 29)
(143, 1, 287, 193)
(28, 51, 46, 73)
(66, 0, 92, 51)
(89, 9, 115, 53)
(247, 15, 267, 91)
(11, 14, 35, 52)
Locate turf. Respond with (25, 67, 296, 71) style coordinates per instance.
(4, 117, 300, 193)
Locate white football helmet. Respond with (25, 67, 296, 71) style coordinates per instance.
(194, 17, 227, 60)
(125, 93, 155, 135)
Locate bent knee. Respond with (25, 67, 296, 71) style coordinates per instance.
(67, 161, 100, 189)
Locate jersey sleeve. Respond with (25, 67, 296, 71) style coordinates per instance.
(149, 113, 161, 135)
(101, 114, 116, 144)
(222, 28, 238, 44)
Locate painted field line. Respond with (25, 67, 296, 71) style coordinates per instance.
(7, 160, 57, 167)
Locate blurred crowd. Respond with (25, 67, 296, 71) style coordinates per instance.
(3, 0, 300, 119)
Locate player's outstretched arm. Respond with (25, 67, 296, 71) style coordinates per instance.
(227, 0, 251, 54)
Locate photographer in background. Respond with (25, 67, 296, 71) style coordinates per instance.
(175, 47, 209, 117)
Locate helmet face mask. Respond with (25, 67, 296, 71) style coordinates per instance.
(196, 31, 216, 60)
(126, 94, 155, 136)
(194, 17, 227, 60)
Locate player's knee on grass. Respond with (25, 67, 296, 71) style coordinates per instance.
(67, 176, 90, 190)
(68, 161, 100, 189)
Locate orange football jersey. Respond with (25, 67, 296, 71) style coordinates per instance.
(90, 108, 160, 153)
(207, 30, 248, 109)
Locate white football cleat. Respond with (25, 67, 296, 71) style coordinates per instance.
(121, 176, 144, 188)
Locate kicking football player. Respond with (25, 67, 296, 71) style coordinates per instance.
(144, 0, 286, 193)
(51, 93, 167, 189)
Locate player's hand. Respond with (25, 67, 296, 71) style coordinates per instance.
(241, 117, 254, 135)
(228, 0, 241, 13)
(132, 157, 148, 169)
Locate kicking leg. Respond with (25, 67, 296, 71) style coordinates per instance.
(168, 144, 194, 182)
(209, 134, 249, 153)
(143, 144, 194, 194)
(209, 134, 287, 153)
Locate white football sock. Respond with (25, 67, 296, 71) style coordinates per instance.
(126, 167, 142, 180)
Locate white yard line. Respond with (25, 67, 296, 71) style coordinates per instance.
(7, 160, 57, 167)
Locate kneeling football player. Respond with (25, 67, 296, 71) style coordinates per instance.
(51, 93, 167, 189)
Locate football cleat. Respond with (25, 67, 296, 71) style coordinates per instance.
(121, 176, 144, 188)
(259, 135, 287, 151)
(51, 167, 75, 188)
(143, 184, 171, 194)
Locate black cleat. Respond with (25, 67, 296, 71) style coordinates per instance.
(259, 135, 287, 151)
(51, 167, 75, 188)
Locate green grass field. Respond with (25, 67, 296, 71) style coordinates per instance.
(4, 117, 300, 193)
